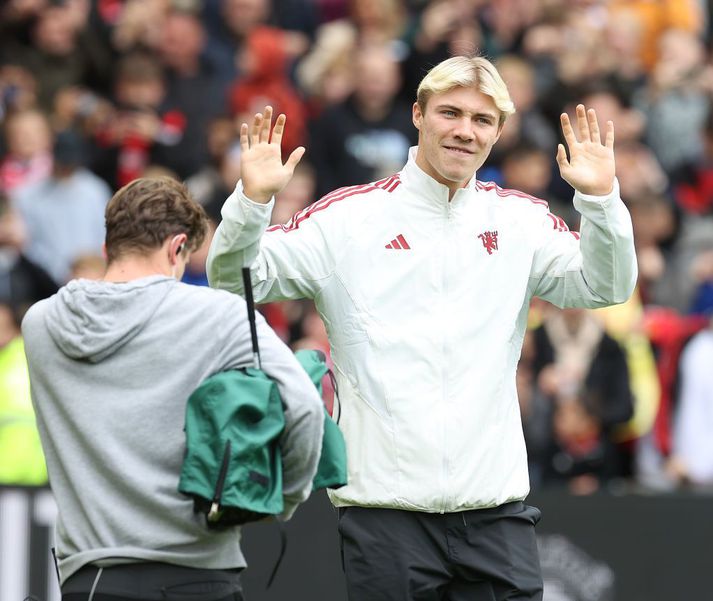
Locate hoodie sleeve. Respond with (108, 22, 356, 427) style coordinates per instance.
(529, 179, 638, 308)
(249, 309, 325, 519)
(206, 181, 337, 303)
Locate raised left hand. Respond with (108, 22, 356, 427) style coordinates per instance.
(556, 104, 615, 196)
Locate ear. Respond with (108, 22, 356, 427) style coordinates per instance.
(412, 102, 422, 131)
(168, 233, 188, 264)
(101, 243, 108, 260)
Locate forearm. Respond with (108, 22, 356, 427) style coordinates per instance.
(574, 179, 638, 305)
(532, 180, 638, 308)
(206, 181, 273, 294)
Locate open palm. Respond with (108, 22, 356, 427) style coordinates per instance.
(556, 104, 615, 196)
(240, 106, 305, 204)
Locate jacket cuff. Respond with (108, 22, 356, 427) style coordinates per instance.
(220, 180, 275, 222)
(573, 178, 620, 208)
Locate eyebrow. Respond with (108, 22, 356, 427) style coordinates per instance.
(435, 104, 498, 122)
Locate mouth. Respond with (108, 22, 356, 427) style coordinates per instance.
(443, 145, 475, 155)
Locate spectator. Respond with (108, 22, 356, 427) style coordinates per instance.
(495, 54, 557, 154)
(181, 219, 217, 287)
(499, 143, 574, 228)
(91, 51, 185, 188)
(0, 64, 38, 123)
(8, 1, 113, 111)
(155, 7, 229, 179)
(529, 307, 635, 492)
(0, 107, 53, 195)
(666, 315, 713, 489)
(608, 0, 704, 73)
(309, 43, 416, 196)
(295, 20, 358, 110)
(0, 192, 57, 318)
(204, 0, 274, 83)
(672, 107, 713, 216)
(185, 115, 240, 210)
(634, 28, 711, 175)
(104, 0, 172, 53)
(0, 301, 47, 486)
(14, 129, 110, 284)
(230, 26, 308, 159)
(689, 249, 713, 316)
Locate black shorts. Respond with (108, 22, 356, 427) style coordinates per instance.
(337, 502, 543, 601)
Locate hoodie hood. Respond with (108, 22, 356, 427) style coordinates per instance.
(46, 275, 175, 363)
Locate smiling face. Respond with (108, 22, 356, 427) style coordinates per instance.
(412, 86, 503, 194)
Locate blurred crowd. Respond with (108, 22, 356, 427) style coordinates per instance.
(1, 0, 712, 495)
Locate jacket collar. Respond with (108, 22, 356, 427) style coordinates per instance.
(400, 146, 479, 207)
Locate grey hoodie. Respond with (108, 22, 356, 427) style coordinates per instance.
(21, 275, 323, 584)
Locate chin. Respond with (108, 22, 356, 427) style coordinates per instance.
(440, 170, 469, 184)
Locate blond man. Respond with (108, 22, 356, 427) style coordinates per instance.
(208, 56, 637, 600)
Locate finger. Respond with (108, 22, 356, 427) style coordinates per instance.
(604, 120, 615, 149)
(587, 108, 601, 144)
(560, 112, 577, 149)
(250, 113, 262, 147)
(271, 113, 287, 148)
(260, 106, 273, 143)
(576, 104, 590, 142)
(239, 122, 249, 151)
(285, 146, 305, 172)
(555, 143, 568, 168)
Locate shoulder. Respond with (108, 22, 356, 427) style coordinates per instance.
(173, 281, 246, 309)
(21, 297, 52, 343)
(477, 180, 573, 235)
(476, 180, 550, 211)
(267, 174, 402, 234)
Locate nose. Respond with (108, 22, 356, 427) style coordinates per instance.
(452, 117, 474, 142)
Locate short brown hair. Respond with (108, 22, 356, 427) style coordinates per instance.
(104, 177, 209, 263)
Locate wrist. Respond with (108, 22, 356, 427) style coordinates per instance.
(577, 183, 614, 197)
(242, 186, 273, 204)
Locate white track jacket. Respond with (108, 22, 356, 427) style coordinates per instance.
(207, 149, 638, 512)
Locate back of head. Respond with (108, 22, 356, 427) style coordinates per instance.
(416, 55, 515, 126)
(104, 177, 209, 264)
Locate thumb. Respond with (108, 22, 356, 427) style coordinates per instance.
(285, 146, 305, 172)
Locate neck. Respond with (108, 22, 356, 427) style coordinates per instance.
(103, 255, 172, 283)
(413, 151, 469, 201)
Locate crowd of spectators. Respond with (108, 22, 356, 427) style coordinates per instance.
(0, 0, 712, 495)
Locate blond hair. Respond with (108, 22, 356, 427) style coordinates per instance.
(416, 56, 515, 125)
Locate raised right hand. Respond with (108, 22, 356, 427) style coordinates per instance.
(240, 106, 305, 204)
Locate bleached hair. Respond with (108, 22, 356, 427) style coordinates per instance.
(416, 56, 516, 125)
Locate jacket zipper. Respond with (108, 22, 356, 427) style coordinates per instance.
(439, 199, 453, 513)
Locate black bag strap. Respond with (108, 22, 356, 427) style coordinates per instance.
(242, 266, 286, 590)
(242, 266, 261, 369)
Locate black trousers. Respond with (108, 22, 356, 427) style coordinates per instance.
(337, 502, 543, 601)
(61, 562, 243, 601)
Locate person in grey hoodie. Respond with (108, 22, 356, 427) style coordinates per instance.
(21, 176, 324, 601)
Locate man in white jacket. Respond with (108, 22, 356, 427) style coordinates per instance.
(207, 56, 637, 600)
